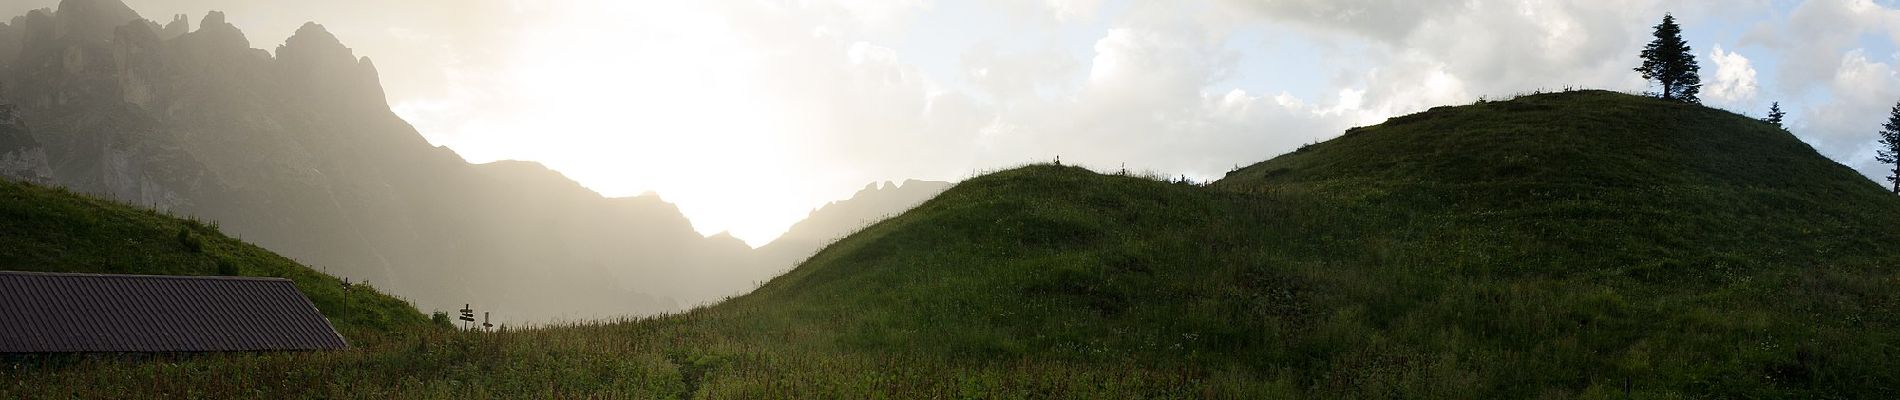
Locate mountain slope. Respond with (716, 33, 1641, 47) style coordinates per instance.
(0, 1, 781, 322)
(0, 103, 50, 181)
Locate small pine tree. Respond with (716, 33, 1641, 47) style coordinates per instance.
(1763, 102, 1786, 128)
(1877, 101, 1900, 194)
(1636, 14, 1702, 103)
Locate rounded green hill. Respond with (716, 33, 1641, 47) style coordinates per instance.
(713, 90, 1900, 397)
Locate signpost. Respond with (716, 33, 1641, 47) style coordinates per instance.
(340, 278, 353, 320)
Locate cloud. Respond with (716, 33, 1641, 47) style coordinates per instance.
(1342, 51, 1470, 124)
(1744, 0, 1900, 95)
(1705, 45, 1760, 105)
(1084, 27, 1234, 111)
(971, 12, 1352, 178)
(961, 41, 1082, 103)
(1211, 0, 1714, 126)
(1216, 0, 1469, 43)
(1796, 49, 1900, 181)
(1044, 0, 1103, 23)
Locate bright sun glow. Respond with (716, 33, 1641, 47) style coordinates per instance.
(400, 1, 837, 247)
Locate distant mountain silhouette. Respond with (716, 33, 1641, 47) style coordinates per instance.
(755, 179, 951, 275)
(0, 0, 944, 323)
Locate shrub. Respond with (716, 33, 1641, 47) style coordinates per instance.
(176, 227, 204, 253)
(215, 258, 241, 276)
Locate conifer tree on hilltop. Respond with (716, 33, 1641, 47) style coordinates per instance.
(1877, 101, 1900, 194)
(1636, 14, 1702, 103)
(1763, 102, 1786, 128)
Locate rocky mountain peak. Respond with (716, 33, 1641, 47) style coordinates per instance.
(188, 11, 250, 50)
(200, 10, 224, 28)
(53, 0, 141, 43)
(277, 22, 355, 66)
(111, 18, 158, 49)
(274, 21, 386, 109)
(18, 10, 54, 47)
(158, 14, 187, 40)
(0, 19, 18, 69)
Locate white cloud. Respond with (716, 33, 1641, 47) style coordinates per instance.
(1744, 0, 1900, 95)
(977, 17, 1351, 178)
(1208, 0, 1714, 125)
(1085, 27, 1233, 109)
(808, 0, 929, 35)
(1044, 0, 1102, 23)
(1344, 52, 1469, 123)
(961, 42, 1082, 103)
(1705, 45, 1760, 105)
(1797, 49, 1900, 181)
(1216, 0, 1469, 43)
(1834, 50, 1900, 105)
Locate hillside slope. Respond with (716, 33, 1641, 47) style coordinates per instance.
(1216, 90, 1899, 278)
(0, 103, 50, 182)
(712, 90, 1900, 397)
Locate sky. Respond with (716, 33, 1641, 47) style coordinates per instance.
(8, 0, 1900, 246)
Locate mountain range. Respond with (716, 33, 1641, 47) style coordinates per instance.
(0, 0, 947, 323)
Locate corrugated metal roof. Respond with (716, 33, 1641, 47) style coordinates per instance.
(0, 271, 348, 352)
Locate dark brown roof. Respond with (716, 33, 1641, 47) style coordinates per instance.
(0, 271, 347, 352)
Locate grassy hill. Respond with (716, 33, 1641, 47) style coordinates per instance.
(712, 89, 1900, 396)
(8, 90, 1900, 398)
(0, 178, 434, 342)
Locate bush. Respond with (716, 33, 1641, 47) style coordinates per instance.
(176, 227, 204, 253)
(215, 258, 241, 276)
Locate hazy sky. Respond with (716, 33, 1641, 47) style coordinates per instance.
(8, 0, 1900, 246)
